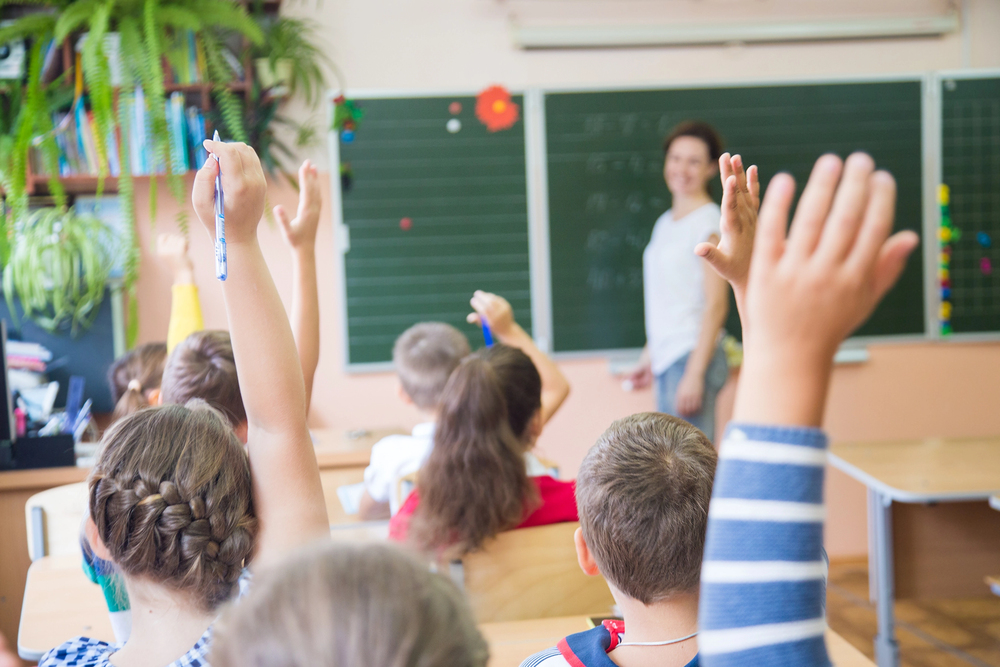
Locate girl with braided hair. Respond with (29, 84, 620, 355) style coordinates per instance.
(41, 141, 329, 667)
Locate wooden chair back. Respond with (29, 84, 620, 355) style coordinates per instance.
(24, 481, 89, 561)
(456, 522, 616, 622)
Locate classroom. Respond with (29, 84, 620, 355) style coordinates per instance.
(1, 1, 999, 666)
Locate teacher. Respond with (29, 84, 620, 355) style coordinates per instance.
(627, 121, 730, 441)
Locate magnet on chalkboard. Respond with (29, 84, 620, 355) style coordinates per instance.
(400, 217, 413, 231)
(341, 129, 355, 143)
(449, 101, 462, 115)
(446, 118, 461, 133)
(981, 257, 992, 275)
(978, 231, 992, 248)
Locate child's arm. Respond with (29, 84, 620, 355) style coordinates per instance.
(468, 290, 570, 423)
(274, 160, 322, 411)
(193, 142, 329, 569)
(157, 233, 205, 353)
(698, 153, 918, 666)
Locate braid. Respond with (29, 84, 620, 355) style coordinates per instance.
(88, 403, 257, 610)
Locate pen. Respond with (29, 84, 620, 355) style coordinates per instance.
(481, 319, 494, 347)
(212, 129, 227, 281)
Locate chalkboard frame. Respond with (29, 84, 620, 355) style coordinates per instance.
(327, 88, 541, 372)
(328, 74, 991, 372)
(934, 68, 1000, 342)
(537, 73, 939, 359)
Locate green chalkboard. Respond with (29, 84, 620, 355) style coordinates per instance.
(338, 95, 531, 365)
(545, 81, 926, 353)
(941, 75, 1000, 334)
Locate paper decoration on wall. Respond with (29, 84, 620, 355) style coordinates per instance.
(939, 184, 953, 336)
(333, 95, 364, 143)
(340, 163, 353, 192)
(476, 85, 519, 132)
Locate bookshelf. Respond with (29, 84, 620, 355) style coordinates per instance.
(20, 2, 277, 198)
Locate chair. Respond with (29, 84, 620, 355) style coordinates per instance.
(989, 495, 1000, 597)
(24, 481, 89, 561)
(452, 522, 616, 622)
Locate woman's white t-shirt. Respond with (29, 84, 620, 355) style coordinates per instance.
(642, 202, 721, 375)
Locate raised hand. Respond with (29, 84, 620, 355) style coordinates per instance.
(695, 153, 759, 317)
(734, 152, 918, 426)
(192, 140, 267, 246)
(467, 290, 516, 338)
(156, 233, 195, 285)
(275, 160, 322, 251)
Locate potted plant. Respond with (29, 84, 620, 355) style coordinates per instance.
(251, 14, 329, 105)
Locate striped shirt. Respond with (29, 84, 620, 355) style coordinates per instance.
(698, 423, 832, 666)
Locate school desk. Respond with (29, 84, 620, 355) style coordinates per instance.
(478, 615, 876, 667)
(3, 427, 402, 658)
(829, 436, 1000, 667)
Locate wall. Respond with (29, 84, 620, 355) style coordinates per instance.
(133, 0, 1000, 558)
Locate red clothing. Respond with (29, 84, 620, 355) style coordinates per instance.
(388, 475, 578, 543)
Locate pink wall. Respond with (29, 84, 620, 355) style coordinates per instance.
(128, 0, 1000, 558)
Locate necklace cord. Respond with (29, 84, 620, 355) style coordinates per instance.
(615, 631, 698, 648)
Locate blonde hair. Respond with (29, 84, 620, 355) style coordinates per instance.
(88, 402, 257, 611)
(161, 331, 246, 427)
(107, 343, 167, 422)
(211, 541, 489, 667)
(392, 323, 470, 411)
(577, 412, 716, 604)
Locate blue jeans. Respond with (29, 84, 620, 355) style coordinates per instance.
(655, 344, 729, 442)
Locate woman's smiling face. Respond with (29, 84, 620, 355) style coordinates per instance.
(664, 135, 717, 199)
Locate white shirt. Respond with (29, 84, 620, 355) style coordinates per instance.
(364, 422, 435, 514)
(642, 202, 721, 375)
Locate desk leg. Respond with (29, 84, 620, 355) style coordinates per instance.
(872, 491, 900, 667)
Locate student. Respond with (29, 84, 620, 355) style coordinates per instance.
(358, 322, 471, 520)
(0, 633, 18, 667)
(694, 152, 917, 665)
(361, 291, 571, 520)
(41, 140, 329, 667)
(522, 412, 714, 667)
(107, 159, 322, 422)
(210, 542, 489, 667)
(388, 354, 577, 556)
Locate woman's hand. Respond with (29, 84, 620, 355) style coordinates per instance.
(623, 361, 653, 390)
(674, 370, 704, 415)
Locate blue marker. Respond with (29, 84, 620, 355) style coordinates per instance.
(212, 130, 227, 281)
(481, 319, 494, 347)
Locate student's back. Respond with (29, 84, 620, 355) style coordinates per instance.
(389, 354, 577, 556)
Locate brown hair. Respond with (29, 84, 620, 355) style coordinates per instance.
(107, 343, 168, 422)
(411, 356, 537, 556)
(161, 331, 246, 427)
(393, 323, 471, 411)
(577, 412, 717, 604)
(89, 402, 257, 611)
(211, 542, 489, 667)
(663, 120, 724, 162)
(476, 344, 541, 441)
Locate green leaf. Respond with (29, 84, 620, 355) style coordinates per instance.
(54, 0, 104, 43)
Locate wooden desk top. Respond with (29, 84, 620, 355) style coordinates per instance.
(829, 436, 1000, 502)
(19, 559, 872, 666)
(18, 554, 115, 660)
(479, 616, 875, 667)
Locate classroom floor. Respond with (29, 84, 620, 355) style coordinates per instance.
(828, 559, 1000, 666)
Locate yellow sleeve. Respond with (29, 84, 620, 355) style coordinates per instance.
(167, 284, 204, 353)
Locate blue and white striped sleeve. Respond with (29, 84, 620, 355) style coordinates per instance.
(698, 423, 831, 667)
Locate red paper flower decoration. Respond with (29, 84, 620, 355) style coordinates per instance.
(476, 86, 519, 132)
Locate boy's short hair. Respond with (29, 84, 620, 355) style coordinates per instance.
(392, 323, 470, 411)
(577, 412, 717, 604)
(161, 331, 246, 427)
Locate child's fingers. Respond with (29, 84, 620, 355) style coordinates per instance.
(755, 172, 796, 265)
(817, 152, 875, 262)
(786, 154, 842, 258)
(870, 230, 920, 304)
(732, 155, 748, 193)
(466, 312, 482, 326)
(722, 175, 739, 212)
(747, 165, 760, 206)
(846, 170, 897, 273)
(274, 205, 291, 231)
(719, 153, 734, 186)
(192, 156, 220, 210)
(695, 241, 732, 278)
